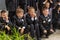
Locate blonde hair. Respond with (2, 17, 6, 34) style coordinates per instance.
(16, 8, 24, 14)
(28, 7, 35, 12)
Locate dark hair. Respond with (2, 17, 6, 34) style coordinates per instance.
(42, 7, 47, 11)
(1, 10, 7, 14)
(55, 5, 60, 10)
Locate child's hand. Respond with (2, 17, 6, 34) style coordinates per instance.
(50, 0, 53, 3)
(5, 16, 9, 21)
(50, 29, 54, 33)
(43, 0, 48, 4)
(5, 25, 10, 31)
(31, 13, 37, 18)
(20, 28, 24, 34)
(44, 30, 47, 33)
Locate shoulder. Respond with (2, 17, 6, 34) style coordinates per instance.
(0, 17, 3, 20)
(26, 14, 30, 18)
(39, 14, 44, 19)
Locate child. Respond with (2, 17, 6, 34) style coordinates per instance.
(43, 2, 53, 15)
(26, 7, 40, 40)
(57, 0, 60, 6)
(52, 5, 60, 29)
(39, 7, 54, 38)
(0, 10, 12, 34)
(11, 8, 26, 34)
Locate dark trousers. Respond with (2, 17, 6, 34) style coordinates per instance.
(40, 29, 53, 37)
(30, 23, 41, 40)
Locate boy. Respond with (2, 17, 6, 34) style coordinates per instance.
(0, 10, 12, 34)
(52, 5, 60, 29)
(26, 7, 41, 40)
(39, 7, 54, 38)
(11, 8, 26, 34)
(43, 2, 53, 16)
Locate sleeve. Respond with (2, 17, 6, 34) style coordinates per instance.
(11, 16, 20, 29)
(26, 15, 33, 25)
(13, 18, 20, 29)
(21, 18, 26, 29)
(39, 16, 46, 30)
(34, 17, 39, 24)
(50, 16, 53, 29)
(5, 20, 13, 27)
(0, 23, 5, 30)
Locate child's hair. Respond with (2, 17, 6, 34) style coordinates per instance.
(42, 7, 47, 11)
(55, 5, 60, 10)
(1, 10, 8, 15)
(16, 7, 24, 14)
(44, 2, 50, 6)
(28, 7, 35, 12)
(1, 10, 6, 13)
(42, 2, 50, 9)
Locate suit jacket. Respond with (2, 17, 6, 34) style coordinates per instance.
(39, 14, 53, 30)
(0, 17, 13, 30)
(11, 15, 26, 29)
(26, 14, 39, 25)
(52, 9, 60, 24)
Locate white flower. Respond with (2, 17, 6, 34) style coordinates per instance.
(43, 21, 46, 23)
(35, 17, 37, 20)
(22, 19, 24, 21)
(48, 19, 51, 22)
(31, 17, 34, 21)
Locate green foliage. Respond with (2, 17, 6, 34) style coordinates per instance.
(0, 27, 33, 40)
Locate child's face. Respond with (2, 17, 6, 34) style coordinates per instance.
(43, 9, 49, 15)
(1, 13, 8, 18)
(57, 2, 60, 5)
(45, 3, 50, 8)
(16, 12, 24, 18)
(28, 9, 35, 15)
(58, 7, 60, 11)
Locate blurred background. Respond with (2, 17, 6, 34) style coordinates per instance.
(0, 0, 6, 10)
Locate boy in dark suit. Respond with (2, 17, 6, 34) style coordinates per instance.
(52, 5, 60, 29)
(39, 7, 54, 38)
(0, 10, 13, 34)
(11, 8, 26, 34)
(26, 7, 41, 40)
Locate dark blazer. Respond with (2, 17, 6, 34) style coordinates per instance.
(11, 15, 26, 29)
(0, 17, 13, 30)
(52, 5, 60, 24)
(39, 14, 53, 30)
(26, 14, 39, 25)
(52, 9, 60, 24)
